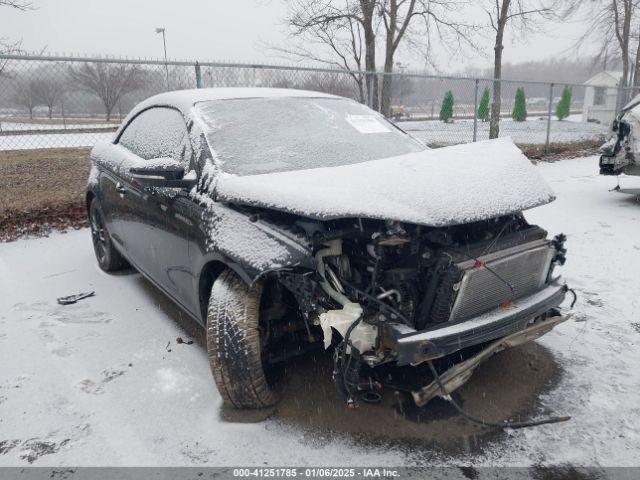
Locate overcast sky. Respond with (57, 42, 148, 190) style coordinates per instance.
(3, 0, 595, 73)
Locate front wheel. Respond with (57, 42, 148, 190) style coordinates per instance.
(206, 270, 285, 409)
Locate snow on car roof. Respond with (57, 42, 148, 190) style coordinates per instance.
(113, 88, 343, 141)
(132, 87, 340, 115)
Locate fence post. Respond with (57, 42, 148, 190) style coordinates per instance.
(60, 93, 67, 129)
(473, 78, 479, 142)
(545, 83, 554, 155)
(195, 62, 202, 89)
(366, 73, 374, 109)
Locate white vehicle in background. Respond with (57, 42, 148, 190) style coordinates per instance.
(599, 95, 640, 194)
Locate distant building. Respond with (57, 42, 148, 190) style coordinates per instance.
(582, 71, 623, 124)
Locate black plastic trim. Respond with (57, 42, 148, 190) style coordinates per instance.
(389, 283, 567, 366)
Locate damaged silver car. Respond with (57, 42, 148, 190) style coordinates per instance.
(86, 88, 572, 410)
(599, 94, 640, 195)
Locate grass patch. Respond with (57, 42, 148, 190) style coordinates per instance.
(427, 139, 601, 161)
(0, 148, 91, 241)
(519, 139, 602, 160)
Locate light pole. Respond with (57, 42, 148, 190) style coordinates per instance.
(155, 27, 170, 90)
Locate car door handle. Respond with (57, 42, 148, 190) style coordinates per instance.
(116, 183, 127, 195)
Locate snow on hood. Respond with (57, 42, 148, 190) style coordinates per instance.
(215, 137, 555, 227)
(623, 101, 640, 125)
(622, 93, 640, 113)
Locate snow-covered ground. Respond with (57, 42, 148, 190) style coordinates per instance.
(480, 160, 640, 466)
(1, 156, 639, 467)
(400, 118, 609, 146)
(0, 234, 412, 466)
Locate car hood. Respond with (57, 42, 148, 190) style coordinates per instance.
(622, 93, 640, 114)
(215, 137, 555, 227)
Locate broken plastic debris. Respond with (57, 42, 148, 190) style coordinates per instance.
(57, 291, 95, 305)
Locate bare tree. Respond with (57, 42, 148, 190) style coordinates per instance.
(285, 0, 473, 115)
(633, 23, 640, 89)
(579, 1, 638, 105)
(486, 0, 557, 139)
(68, 63, 141, 121)
(563, 0, 640, 106)
(0, 0, 34, 75)
(0, 0, 33, 10)
(11, 79, 38, 119)
(0, 39, 22, 78)
(613, 0, 635, 92)
(286, 0, 379, 107)
(275, 12, 367, 102)
(379, 0, 417, 116)
(32, 77, 64, 119)
(378, 0, 474, 116)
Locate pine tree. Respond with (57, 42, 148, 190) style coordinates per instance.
(440, 90, 454, 123)
(478, 86, 490, 122)
(556, 85, 572, 121)
(512, 87, 527, 122)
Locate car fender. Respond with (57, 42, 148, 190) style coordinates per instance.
(195, 198, 315, 285)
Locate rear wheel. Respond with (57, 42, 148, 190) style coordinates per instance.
(89, 198, 129, 272)
(206, 270, 286, 409)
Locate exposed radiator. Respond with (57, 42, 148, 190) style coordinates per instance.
(448, 239, 555, 322)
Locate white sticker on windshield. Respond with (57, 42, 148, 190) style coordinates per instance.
(345, 114, 391, 134)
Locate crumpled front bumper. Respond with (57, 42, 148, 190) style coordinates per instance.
(410, 312, 570, 407)
(599, 154, 628, 175)
(384, 279, 568, 367)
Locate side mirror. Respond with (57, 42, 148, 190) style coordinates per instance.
(129, 158, 197, 189)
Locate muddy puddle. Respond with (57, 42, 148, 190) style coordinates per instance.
(217, 340, 559, 454)
(248, 342, 557, 451)
(140, 274, 561, 452)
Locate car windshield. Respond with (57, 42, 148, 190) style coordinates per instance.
(195, 96, 425, 176)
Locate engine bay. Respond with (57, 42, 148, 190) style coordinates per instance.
(230, 206, 570, 407)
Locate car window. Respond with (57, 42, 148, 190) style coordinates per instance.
(195, 97, 425, 176)
(118, 107, 192, 165)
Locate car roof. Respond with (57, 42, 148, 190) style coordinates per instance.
(133, 87, 342, 115)
(113, 87, 345, 144)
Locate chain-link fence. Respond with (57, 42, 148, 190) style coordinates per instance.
(381, 74, 632, 151)
(0, 53, 633, 153)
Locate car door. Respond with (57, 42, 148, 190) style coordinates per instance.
(113, 109, 162, 272)
(93, 150, 128, 248)
(114, 107, 193, 309)
(140, 115, 200, 315)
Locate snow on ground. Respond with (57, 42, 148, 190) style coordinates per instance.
(0, 231, 416, 466)
(565, 113, 584, 123)
(400, 118, 609, 146)
(0, 156, 639, 467)
(473, 158, 640, 466)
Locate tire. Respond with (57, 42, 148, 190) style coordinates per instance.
(89, 197, 129, 272)
(206, 269, 283, 409)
